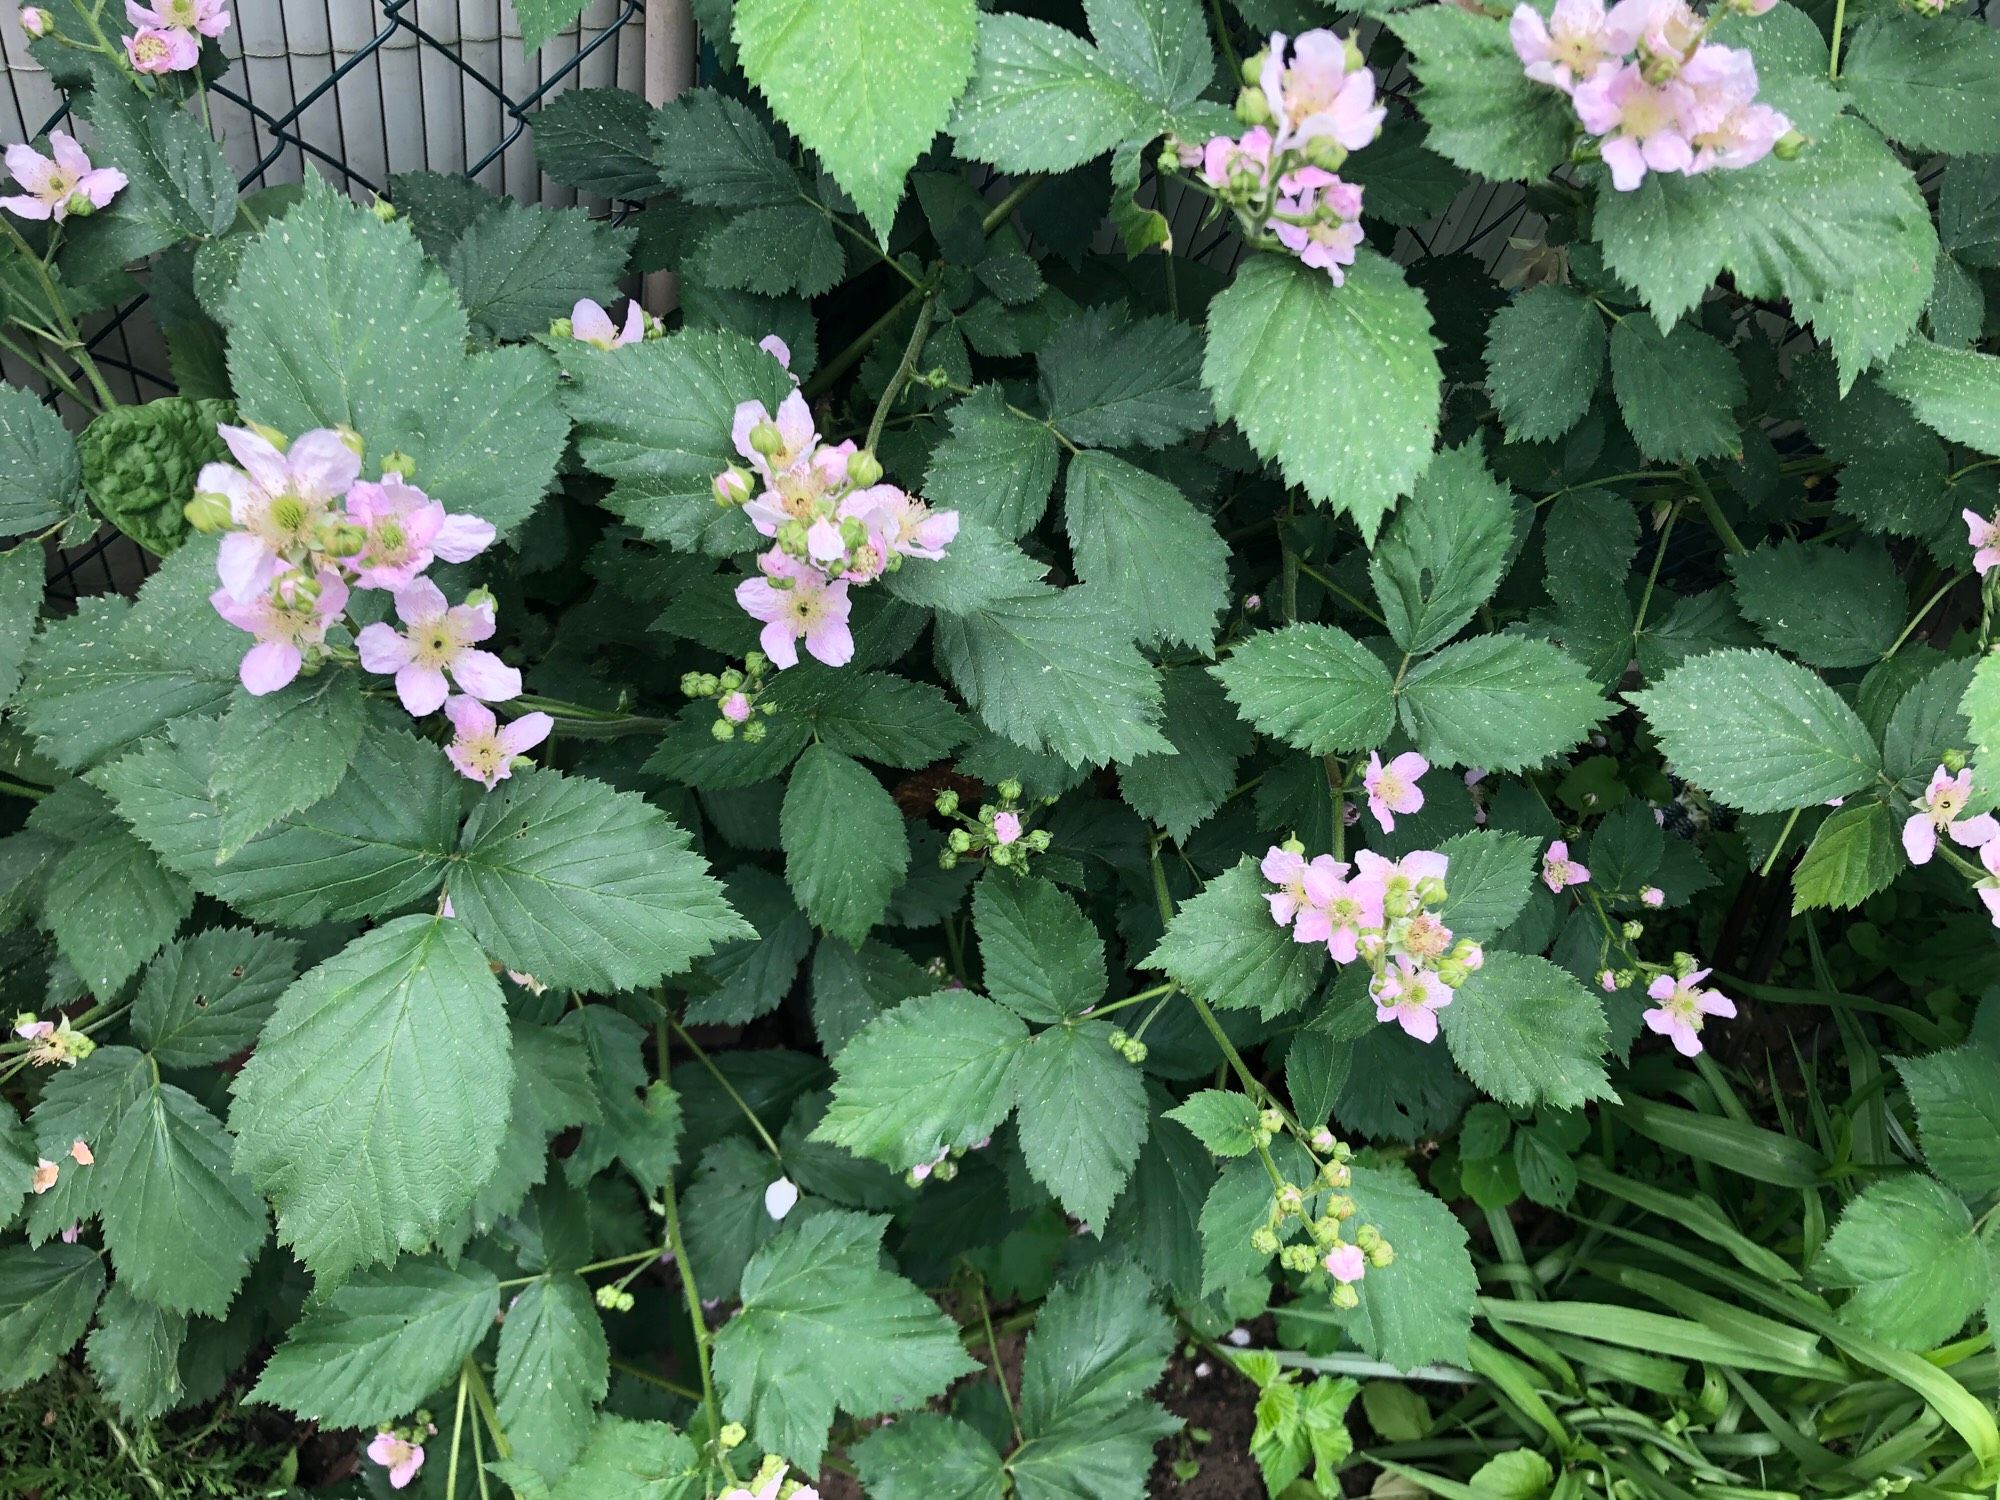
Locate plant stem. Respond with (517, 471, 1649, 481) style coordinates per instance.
(662, 1158, 721, 1442)
(970, 1268, 1024, 1445)
(1208, 0, 1240, 77)
(980, 174, 1045, 235)
(1757, 807, 1803, 879)
(864, 291, 937, 455)
(1828, 0, 1849, 78)
(669, 1015, 784, 1162)
(610, 1358, 702, 1402)
(1296, 561, 1386, 625)
(1683, 469, 1746, 555)
(1882, 571, 1968, 660)
(1631, 500, 1679, 638)
(446, 1362, 471, 1498)
(805, 284, 925, 401)
(463, 1359, 509, 1461)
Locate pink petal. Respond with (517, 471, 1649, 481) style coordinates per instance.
(395, 663, 450, 717)
(1902, 813, 1938, 866)
(449, 649, 521, 702)
(1952, 813, 2000, 848)
(433, 512, 496, 562)
(239, 640, 302, 695)
(498, 712, 554, 756)
(356, 622, 412, 673)
(759, 619, 799, 669)
(445, 694, 496, 738)
(216, 531, 277, 602)
(393, 576, 449, 626)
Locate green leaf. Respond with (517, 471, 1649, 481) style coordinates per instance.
(1594, 118, 1935, 388)
(1884, 655, 1977, 783)
(780, 746, 910, 945)
(735, 0, 978, 242)
(92, 718, 456, 927)
(78, 396, 231, 556)
(1368, 443, 1519, 655)
(1202, 252, 1441, 540)
(1442, 951, 1613, 1111)
(934, 584, 1171, 767)
(1878, 339, 2000, 457)
(1839, 15, 2000, 157)
(811, 938, 934, 1058)
(22, 1048, 149, 1239)
(1628, 649, 1882, 812)
(923, 386, 1060, 539)
(512, 0, 591, 53)
(1106, 1089, 1212, 1299)
(1817, 1175, 1984, 1349)
(452, 767, 750, 993)
(542, 1415, 700, 1500)
(1200, 1151, 1287, 1293)
(496, 1274, 610, 1480)
(1342, 116, 1462, 229)
(249, 1257, 500, 1424)
(229, 917, 512, 1279)
(1435, 830, 1538, 943)
(99, 1081, 265, 1317)
(687, 868, 813, 1026)
(0, 384, 81, 532)
(712, 1209, 979, 1468)
(1942, 156, 2000, 268)
(563, 1007, 682, 1191)
(1145, 858, 1326, 1020)
(1118, 664, 1254, 843)
(1967, 651, 2000, 763)
(413, 345, 570, 535)
(1040, 307, 1211, 449)
(15, 535, 241, 771)
(815, 991, 1028, 1170)
(974, 875, 1106, 1023)
(86, 1284, 188, 1421)
(884, 516, 1053, 616)
(652, 88, 798, 207)
(72, 78, 235, 258)
(1165, 1089, 1262, 1156)
(1064, 450, 1227, 651)
(1399, 636, 1608, 772)
(1894, 1046, 2000, 1198)
(792, 674, 971, 769)
(1012, 1259, 1178, 1500)
(951, 17, 1145, 173)
(1387, 8, 1572, 181)
(442, 199, 631, 341)
(854, 1413, 1007, 1500)
(1013, 1021, 1148, 1227)
(1340, 1165, 1476, 1368)
(1791, 801, 1901, 914)
(688, 202, 844, 299)
(1608, 318, 1745, 464)
(1212, 624, 1397, 754)
(1728, 540, 1904, 669)
(563, 328, 791, 552)
(208, 672, 367, 860)
(32, 781, 190, 994)
(0, 1242, 103, 1392)
(532, 87, 666, 199)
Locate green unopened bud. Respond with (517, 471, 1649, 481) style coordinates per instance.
(379, 451, 415, 480)
(65, 1032, 94, 1061)
(1343, 35, 1366, 71)
(847, 449, 883, 487)
(741, 720, 766, 744)
(1330, 1282, 1360, 1310)
(1368, 1241, 1395, 1268)
(1250, 1226, 1280, 1256)
(369, 195, 398, 222)
(1156, 145, 1180, 174)
(1258, 1108, 1285, 1137)
(695, 673, 721, 696)
(63, 192, 96, 218)
(246, 421, 289, 452)
(777, 518, 809, 556)
(594, 1284, 621, 1309)
(1027, 829, 1052, 852)
(183, 489, 232, 533)
(997, 778, 1023, 803)
(840, 515, 868, 549)
(1303, 136, 1348, 172)
(549, 317, 574, 340)
(1773, 129, 1806, 160)
(1241, 50, 1267, 85)
(718, 669, 744, 693)
(1124, 1039, 1147, 1064)
(1942, 747, 1969, 773)
(744, 651, 767, 675)
(1308, 1215, 1341, 1246)
(932, 1158, 958, 1183)
(948, 829, 973, 854)
(1354, 1223, 1382, 1251)
(680, 672, 706, 698)
(1416, 876, 1447, 907)
(990, 844, 1016, 867)
(1108, 1028, 1129, 1051)
(333, 425, 365, 459)
(935, 789, 961, 816)
(710, 719, 736, 742)
(938, 848, 960, 870)
(1622, 919, 1645, 941)
(1321, 1159, 1351, 1189)
(1275, 1183, 1304, 1216)
(749, 419, 785, 457)
(1281, 1244, 1318, 1273)
(1281, 837, 1305, 856)
(1235, 85, 1272, 125)
(1437, 959, 1468, 989)
(718, 1423, 747, 1452)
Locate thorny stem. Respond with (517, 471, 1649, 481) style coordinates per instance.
(865, 291, 938, 455)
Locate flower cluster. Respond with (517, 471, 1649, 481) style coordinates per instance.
(0, 132, 125, 223)
(1512, 0, 1794, 191)
(1262, 843, 1483, 1043)
(365, 1415, 436, 1491)
(192, 423, 551, 789)
(682, 654, 778, 742)
(1243, 1122, 1391, 1308)
(123, 0, 229, 74)
(1176, 29, 1384, 285)
(935, 779, 1051, 871)
(716, 382, 958, 670)
(13, 1011, 93, 1067)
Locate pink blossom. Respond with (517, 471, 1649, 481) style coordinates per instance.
(1966, 508, 1999, 577)
(857, 485, 959, 561)
(720, 691, 752, 724)
(1542, 839, 1591, 892)
(1642, 967, 1735, 1057)
(443, 696, 551, 789)
(1599, 969, 1619, 992)
(14, 1018, 52, 1042)
(1627, 0, 1703, 63)
(732, 389, 820, 485)
(1371, 957, 1453, 1043)
(1, 131, 126, 222)
(742, 443, 850, 541)
(357, 578, 519, 715)
(1640, 885, 1665, 907)
(366, 1433, 425, 1491)
(1573, 63, 1695, 191)
(1903, 765, 1999, 865)
(1353, 847, 1449, 889)
(30, 1159, 56, 1193)
(1363, 750, 1428, 833)
(1259, 30, 1385, 151)
(18, 8, 49, 38)
(1262, 845, 1312, 927)
(1976, 841, 2000, 927)
(994, 811, 1023, 845)
(1510, 0, 1640, 92)
(338, 474, 494, 591)
(125, 0, 229, 37)
(58, 1222, 79, 1243)
(203, 425, 361, 601)
(1270, 167, 1365, 285)
(1296, 861, 1386, 964)
(210, 566, 348, 695)
(734, 549, 852, 670)
(1324, 1243, 1367, 1283)
(759, 333, 794, 372)
(1200, 126, 1274, 190)
(571, 297, 646, 350)
(1680, 46, 1788, 174)
(124, 23, 198, 72)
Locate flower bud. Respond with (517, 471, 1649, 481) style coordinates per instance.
(1124, 1039, 1147, 1064)
(63, 192, 95, 218)
(1281, 837, 1305, 856)
(1773, 130, 1806, 160)
(934, 788, 960, 816)
(1320, 1159, 1350, 1189)
(847, 449, 883, 487)
(1108, 1028, 1129, 1051)
(989, 843, 1016, 867)
(997, 778, 1023, 803)
(948, 828, 973, 853)
(183, 488, 232, 534)
(1354, 1223, 1381, 1251)
(749, 419, 785, 457)
(932, 1158, 958, 1182)
(1622, 919, 1645, 941)
(710, 718, 736, 742)
(1330, 1282, 1360, 1309)
(1240, 50, 1266, 85)
(1437, 959, 1468, 989)
(1250, 1225, 1280, 1256)
(19, 7, 50, 37)
(718, 1423, 747, 1452)
(938, 848, 959, 870)
(246, 422, 289, 452)
(1235, 85, 1272, 125)
(1416, 876, 1447, 907)
(1451, 939, 1484, 972)
(1027, 829, 1051, 852)
(378, 451, 416, 480)
(714, 466, 753, 507)
(1343, 35, 1365, 71)
(1258, 1108, 1285, 1137)
(326, 522, 369, 556)
(1599, 969, 1619, 993)
(1275, 1183, 1304, 1216)
(1156, 145, 1180, 174)
(680, 672, 707, 698)
(1308, 1215, 1340, 1246)
(696, 673, 720, 696)
(1943, 747, 1968, 773)
(549, 317, 574, 340)
(1281, 1243, 1318, 1273)
(777, 518, 809, 556)
(1640, 886, 1665, 908)
(720, 691, 752, 724)
(718, 669, 744, 692)
(1303, 136, 1348, 172)
(66, 1032, 94, 1060)
(369, 195, 398, 223)
(1368, 1241, 1395, 1268)
(334, 425, 366, 459)
(741, 720, 766, 744)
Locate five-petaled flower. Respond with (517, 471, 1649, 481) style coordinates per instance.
(210, 566, 349, 696)
(442, 696, 551, 790)
(337, 474, 493, 591)
(203, 424, 361, 602)
(1363, 750, 1427, 833)
(1902, 765, 1998, 866)
(1542, 839, 1591, 893)
(1642, 968, 1736, 1057)
(569, 297, 649, 350)
(358, 578, 520, 716)
(125, 23, 199, 73)
(366, 1432, 424, 1491)
(1965, 507, 1999, 578)
(1, 131, 126, 222)
(733, 550, 853, 670)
